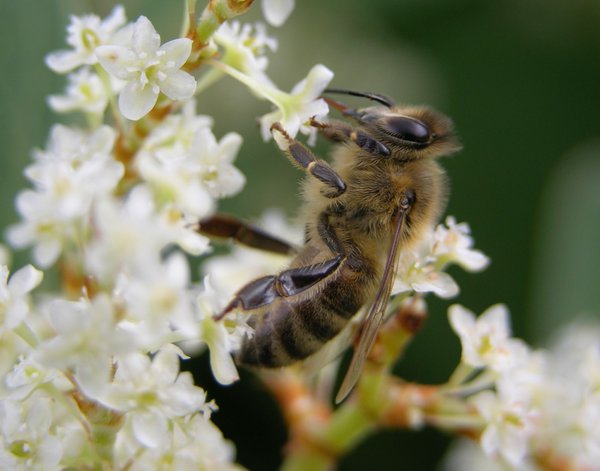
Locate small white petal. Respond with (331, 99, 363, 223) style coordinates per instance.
(151, 346, 180, 386)
(262, 0, 295, 26)
(119, 80, 159, 120)
(33, 239, 62, 268)
(479, 304, 511, 336)
(456, 249, 490, 272)
(159, 38, 192, 69)
(132, 411, 167, 448)
(47, 300, 84, 334)
(102, 5, 127, 33)
(448, 304, 476, 337)
(158, 69, 197, 100)
(292, 64, 334, 99)
(96, 45, 137, 80)
(8, 265, 43, 296)
(45, 50, 84, 74)
(37, 436, 63, 468)
(75, 354, 113, 398)
(179, 184, 215, 218)
(5, 298, 29, 328)
(203, 317, 239, 385)
(132, 16, 161, 55)
(218, 132, 244, 163)
(178, 231, 211, 256)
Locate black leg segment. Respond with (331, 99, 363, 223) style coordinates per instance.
(271, 122, 347, 198)
(309, 118, 390, 157)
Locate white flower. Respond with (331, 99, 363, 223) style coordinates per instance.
(214, 21, 277, 85)
(47, 67, 109, 115)
(471, 389, 536, 466)
(98, 346, 210, 448)
(139, 99, 214, 160)
(30, 123, 116, 167)
(531, 323, 600, 467)
(261, 0, 295, 27)
(7, 125, 123, 267)
(259, 64, 334, 146)
(33, 294, 134, 398)
(190, 127, 245, 199)
(213, 61, 333, 145)
(116, 253, 198, 350)
(448, 304, 524, 372)
(0, 265, 43, 330)
(114, 413, 240, 471)
(46, 5, 127, 73)
(0, 395, 64, 469)
(431, 217, 490, 272)
(96, 16, 196, 120)
(392, 217, 488, 300)
(3, 356, 64, 401)
(193, 278, 248, 385)
(394, 249, 459, 299)
(137, 104, 245, 216)
(85, 186, 209, 283)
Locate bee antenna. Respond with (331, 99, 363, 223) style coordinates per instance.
(324, 88, 394, 108)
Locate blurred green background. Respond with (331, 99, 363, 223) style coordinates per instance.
(2, 0, 599, 469)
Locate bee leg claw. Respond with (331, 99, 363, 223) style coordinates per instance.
(270, 122, 291, 141)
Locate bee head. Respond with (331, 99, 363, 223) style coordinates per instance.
(323, 89, 461, 159)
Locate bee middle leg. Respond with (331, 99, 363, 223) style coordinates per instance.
(195, 213, 297, 255)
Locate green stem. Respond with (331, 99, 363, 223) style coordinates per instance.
(281, 452, 331, 471)
(321, 402, 375, 453)
(209, 59, 288, 106)
(182, 0, 196, 37)
(446, 362, 476, 386)
(195, 0, 255, 46)
(281, 402, 374, 471)
(443, 368, 496, 396)
(425, 412, 485, 431)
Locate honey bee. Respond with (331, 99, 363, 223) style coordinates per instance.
(200, 89, 460, 402)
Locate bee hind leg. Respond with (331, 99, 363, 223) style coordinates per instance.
(195, 213, 297, 255)
(214, 254, 344, 320)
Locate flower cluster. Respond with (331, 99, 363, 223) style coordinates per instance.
(0, 1, 334, 468)
(444, 305, 600, 469)
(394, 216, 490, 299)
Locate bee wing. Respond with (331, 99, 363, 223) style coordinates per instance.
(335, 207, 408, 403)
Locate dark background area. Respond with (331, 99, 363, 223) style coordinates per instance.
(2, 0, 599, 469)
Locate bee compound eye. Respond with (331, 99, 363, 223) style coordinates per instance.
(384, 116, 431, 144)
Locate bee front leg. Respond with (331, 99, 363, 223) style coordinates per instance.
(309, 117, 390, 157)
(195, 213, 297, 255)
(271, 122, 347, 198)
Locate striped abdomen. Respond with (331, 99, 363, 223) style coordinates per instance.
(236, 266, 373, 367)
